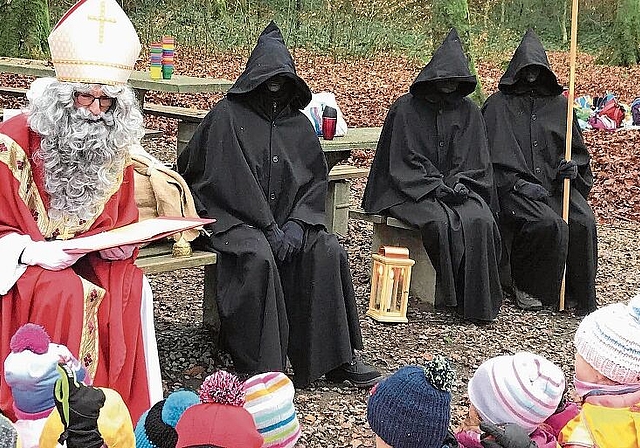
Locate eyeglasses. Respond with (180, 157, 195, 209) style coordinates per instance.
(73, 92, 114, 109)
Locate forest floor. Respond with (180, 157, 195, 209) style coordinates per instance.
(1, 48, 640, 447)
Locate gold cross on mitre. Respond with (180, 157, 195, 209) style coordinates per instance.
(88, 0, 117, 44)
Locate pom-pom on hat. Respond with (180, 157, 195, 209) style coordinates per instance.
(48, 0, 141, 85)
(175, 370, 263, 448)
(243, 372, 301, 448)
(39, 364, 134, 448)
(4, 324, 87, 416)
(0, 413, 21, 448)
(134, 390, 200, 448)
(468, 352, 565, 434)
(367, 356, 455, 448)
(574, 294, 640, 384)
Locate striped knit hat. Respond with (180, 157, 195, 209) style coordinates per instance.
(243, 372, 301, 448)
(468, 352, 565, 434)
(574, 294, 640, 384)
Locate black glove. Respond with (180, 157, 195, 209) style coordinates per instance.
(54, 363, 106, 448)
(452, 182, 469, 202)
(557, 159, 578, 180)
(433, 184, 456, 202)
(480, 422, 537, 448)
(513, 179, 549, 201)
(281, 220, 304, 259)
(264, 223, 287, 259)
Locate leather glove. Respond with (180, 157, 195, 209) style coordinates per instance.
(20, 240, 84, 271)
(264, 223, 288, 262)
(433, 184, 456, 202)
(99, 244, 137, 261)
(480, 422, 537, 448)
(452, 182, 469, 202)
(513, 179, 550, 201)
(281, 220, 304, 260)
(54, 363, 106, 448)
(557, 159, 578, 180)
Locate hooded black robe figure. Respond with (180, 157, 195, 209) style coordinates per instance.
(362, 29, 503, 322)
(481, 29, 597, 313)
(177, 22, 381, 388)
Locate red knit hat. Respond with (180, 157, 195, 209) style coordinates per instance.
(175, 403, 263, 448)
(175, 370, 263, 448)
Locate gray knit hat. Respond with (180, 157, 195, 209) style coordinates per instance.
(0, 413, 20, 448)
(367, 356, 455, 448)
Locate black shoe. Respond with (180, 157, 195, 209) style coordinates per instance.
(325, 353, 383, 388)
(513, 287, 543, 311)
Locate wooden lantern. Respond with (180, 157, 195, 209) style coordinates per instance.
(367, 246, 415, 323)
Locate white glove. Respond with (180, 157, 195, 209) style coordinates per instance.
(20, 240, 84, 271)
(99, 244, 137, 261)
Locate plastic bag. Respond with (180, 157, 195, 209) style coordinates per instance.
(301, 92, 348, 137)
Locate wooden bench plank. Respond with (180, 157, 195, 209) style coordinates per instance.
(136, 249, 217, 274)
(328, 165, 369, 181)
(0, 86, 28, 97)
(144, 103, 208, 122)
(348, 208, 386, 224)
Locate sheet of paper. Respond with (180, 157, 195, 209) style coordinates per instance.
(60, 216, 215, 254)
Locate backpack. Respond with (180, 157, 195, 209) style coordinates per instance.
(631, 97, 640, 125)
(598, 98, 625, 128)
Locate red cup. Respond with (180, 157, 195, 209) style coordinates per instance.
(322, 106, 338, 140)
(322, 117, 337, 140)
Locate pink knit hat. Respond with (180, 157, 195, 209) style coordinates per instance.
(468, 352, 565, 434)
(574, 294, 640, 384)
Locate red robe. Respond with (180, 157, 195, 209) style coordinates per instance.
(0, 114, 150, 422)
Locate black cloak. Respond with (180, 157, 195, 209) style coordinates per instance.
(482, 29, 597, 310)
(178, 21, 364, 387)
(362, 29, 503, 321)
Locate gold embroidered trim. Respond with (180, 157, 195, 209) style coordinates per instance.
(78, 277, 105, 380)
(53, 59, 134, 70)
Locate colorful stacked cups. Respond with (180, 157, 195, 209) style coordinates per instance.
(162, 35, 175, 79)
(149, 42, 163, 79)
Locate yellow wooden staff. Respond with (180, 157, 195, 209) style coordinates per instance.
(560, 0, 580, 311)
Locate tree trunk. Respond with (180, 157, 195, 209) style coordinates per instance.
(432, 0, 485, 104)
(0, 0, 50, 58)
(598, 0, 640, 66)
(560, 0, 568, 44)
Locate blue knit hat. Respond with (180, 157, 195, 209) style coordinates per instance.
(367, 356, 455, 448)
(135, 390, 200, 448)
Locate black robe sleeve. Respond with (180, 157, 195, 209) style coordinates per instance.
(178, 102, 276, 234)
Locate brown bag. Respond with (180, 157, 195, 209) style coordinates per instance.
(130, 146, 200, 242)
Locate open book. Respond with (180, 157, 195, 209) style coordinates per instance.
(60, 216, 215, 254)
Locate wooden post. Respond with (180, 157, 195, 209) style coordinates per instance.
(560, 0, 580, 311)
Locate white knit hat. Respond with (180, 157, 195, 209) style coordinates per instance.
(468, 352, 565, 434)
(48, 0, 141, 85)
(574, 294, 640, 384)
(243, 372, 301, 448)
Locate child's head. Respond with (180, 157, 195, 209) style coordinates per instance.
(174, 370, 263, 448)
(367, 356, 455, 448)
(467, 352, 565, 434)
(573, 294, 640, 385)
(243, 372, 301, 448)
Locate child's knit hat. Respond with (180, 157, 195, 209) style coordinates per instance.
(243, 372, 301, 448)
(468, 352, 565, 434)
(135, 390, 200, 448)
(574, 294, 640, 384)
(4, 324, 87, 417)
(175, 370, 263, 448)
(0, 413, 21, 448)
(39, 364, 134, 448)
(367, 356, 455, 448)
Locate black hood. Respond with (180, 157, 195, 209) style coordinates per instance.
(227, 21, 312, 110)
(409, 28, 477, 102)
(498, 29, 563, 96)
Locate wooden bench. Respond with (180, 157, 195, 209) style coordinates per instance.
(326, 165, 369, 236)
(349, 208, 436, 305)
(136, 241, 220, 336)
